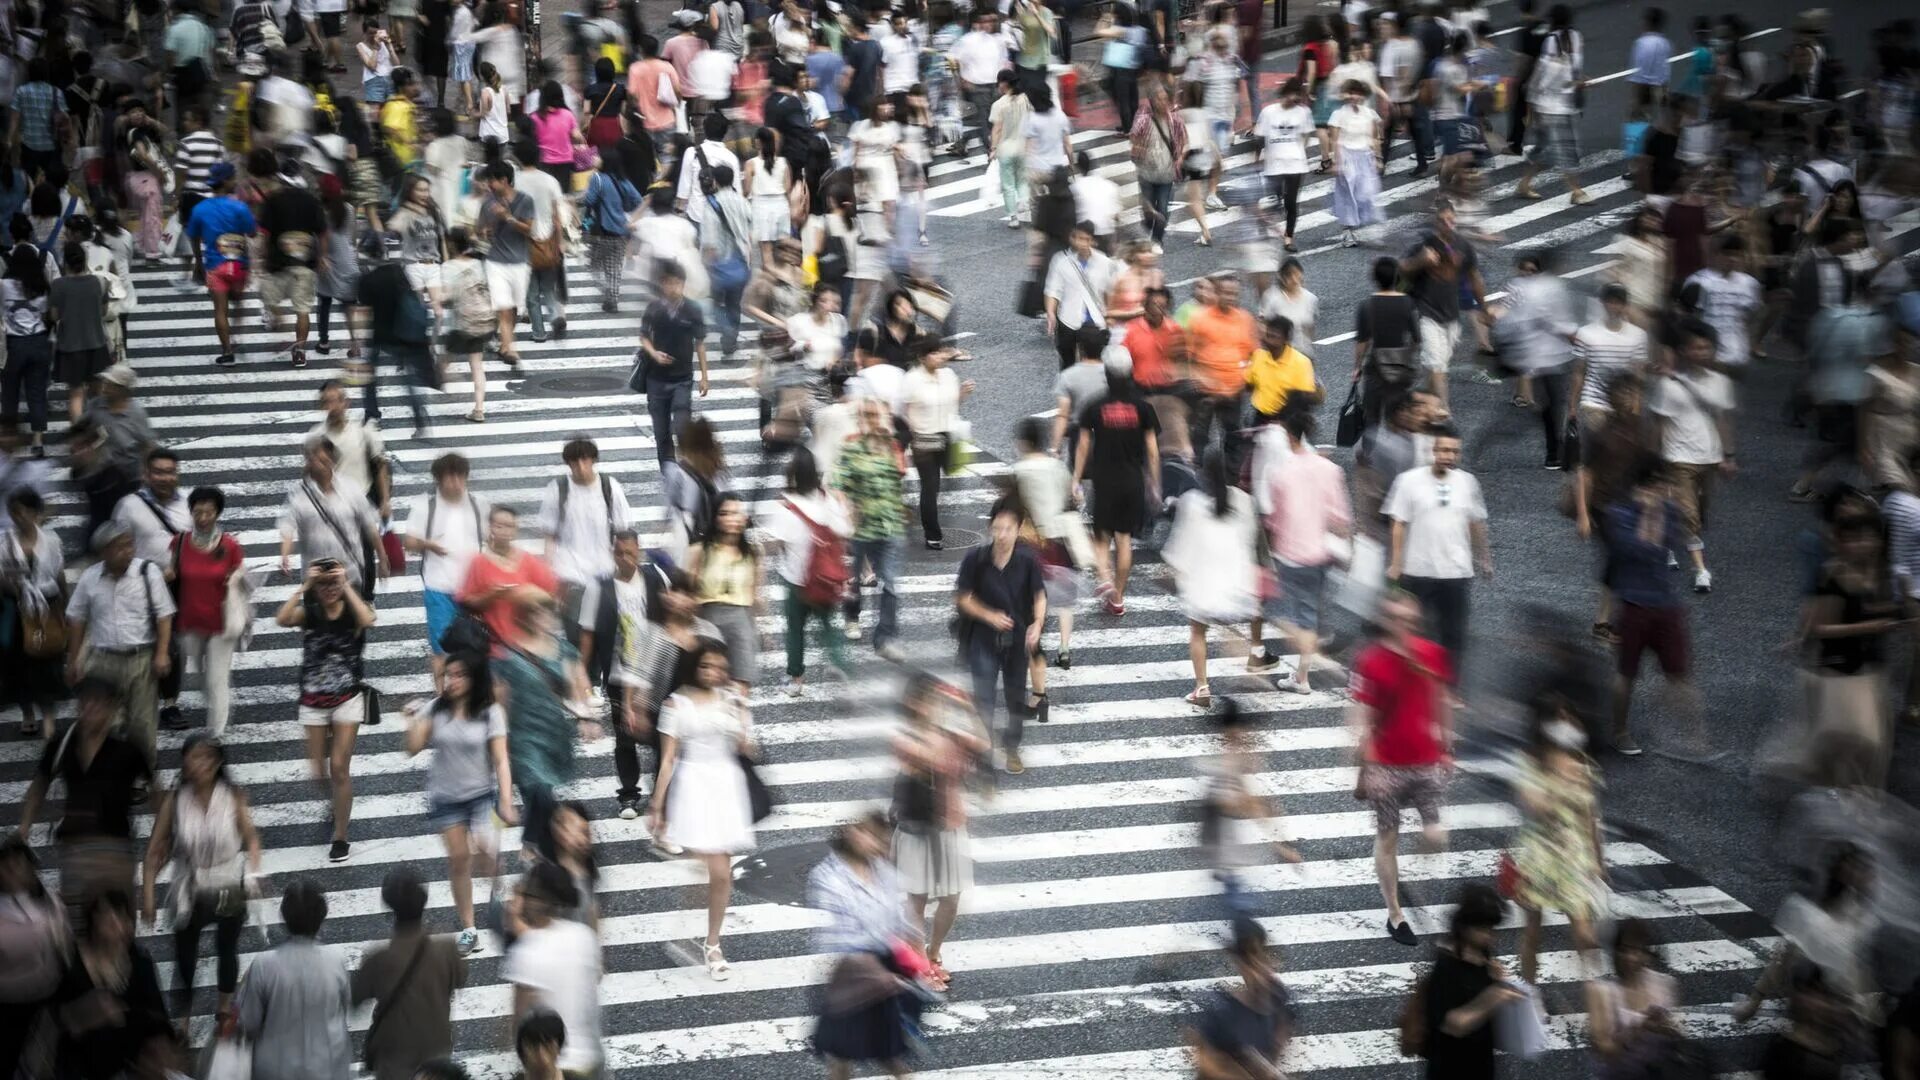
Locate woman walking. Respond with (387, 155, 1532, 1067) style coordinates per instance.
(529, 79, 585, 190)
(2, 491, 63, 739)
(139, 733, 262, 1019)
(1511, 701, 1604, 986)
(685, 493, 764, 694)
(1586, 919, 1682, 1076)
(744, 128, 799, 266)
(900, 339, 972, 551)
(1298, 15, 1340, 171)
(1410, 885, 1522, 1079)
(0, 837, 66, 1080)
(406, 651, 515, 955)
(649, 641, 758, 980)
(172, 487, 244, 736)
(1070, 358, 1160, 617)
(388, 175, 450, 325)
(621, 571, 719, 832)
(1178, 81, 1218, 248)
(1163, 450, 1259, 709)
(808, 811, 927, 1080)
(1329, 79, 1383, 246)
(1516, 7, 1589, 204)
(438, 227, 493, 423)
(581, 148, 642, 311)
(770, 449, 853, 692)
(892, 675, 987, 992)
(2, 233, 53, 455)
(1791, 512, 1899, 788)
(497, 598, 596, 861)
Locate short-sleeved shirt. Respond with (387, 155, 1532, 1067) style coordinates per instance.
(1186, 305, 1259, 396)
(298, 597, 365, 708)
(1684, 269, 1763, 365)
(832, 438, 907, 541)
(1573, 321, 1649, 411)
(1052, 362, 1109, 428)
(35, 732, 150, 840)
(481, 191, 535, 264)
(1649, 369, 1733, 465)
(501, 643, 582, 789)
(1125, 317, 1185, 390)
(47, 275, 109, 353)
(956, 542, 1044, 649)
(259, 186, 326, 272)
(279, 481, 379, 585)
(458, 551, 561, 644)
(1079, 395, 1161, 490)
(1383, 466, 1487, 579)
(641, 299, 706, 381)
(186, 195, 257, 270)
(1255, 103, 1314, 175)
(1024, 108, 1073, 172)
(1405, 232, 1478, 322)
(1350, 636, 1451, 766)
(425, 704, 508, 805)
(1422, 951, 1499, 1076)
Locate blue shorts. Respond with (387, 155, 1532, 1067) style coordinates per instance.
(427, 791, 495, 833)
(424, 588, 457, 655)
(1273, 561, 1327, 631)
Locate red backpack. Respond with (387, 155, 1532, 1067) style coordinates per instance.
(785, 498, 850, 607)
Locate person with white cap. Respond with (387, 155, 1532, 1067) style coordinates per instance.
(71, 364, 156, 535)
(65, 520, 175, 783)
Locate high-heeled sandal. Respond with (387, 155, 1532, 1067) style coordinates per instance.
(703, 942, 731, 981)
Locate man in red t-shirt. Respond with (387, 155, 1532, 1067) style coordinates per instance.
(458, 504, 560, 648)
(1348, 590, 1453, 946)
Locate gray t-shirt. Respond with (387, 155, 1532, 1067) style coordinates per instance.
(1052, 362, 1109, 429)
(483, 191, 536, 265)
(426, 703, 508, 806)
(1431, 57, 1469, 121)
(48, 274, 109, 352)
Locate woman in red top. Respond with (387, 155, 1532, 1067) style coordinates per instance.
(172, 487, 246, 736)
(1297, 16, 1340, 172)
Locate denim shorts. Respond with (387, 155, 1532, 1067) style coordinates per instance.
(423, 588, 457, 655)
(427, 790, 496, 833)
(1273, 561, 1327, 631)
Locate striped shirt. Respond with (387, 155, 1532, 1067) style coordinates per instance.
(1572, 320, 1650, 411)
(174, 130, 225, 193)
(1885, 489, 1920, 599)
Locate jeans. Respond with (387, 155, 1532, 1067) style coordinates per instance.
(1401, 575, 1470, 672)
(2, 332, 52, 432)
(997, 154, 1027, 219)
(1389, 102, 1432, 165)
(528, 265, 564, 338)
(1140, 180, 1174, 241)
(174, 895, 244, 994)
(365, 342, 433, 432)
(1532, 369, 1572, 465)
(844, 535, 903, 647)
(645, 376, 694, 470)
(707, 278, 744, 357)
(911, 446, 945, 543)
(177, 631, 236, 736)
(966, 632, 1028, 752)
(610, 683, 659, 802)
(783, 583, 849, 679)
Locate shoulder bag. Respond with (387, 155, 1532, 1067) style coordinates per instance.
(703, 194, 750, 293)
(1365, 296, 1421, 386)
(362, 936, 433, 1069)
(17, 545, 66, 659)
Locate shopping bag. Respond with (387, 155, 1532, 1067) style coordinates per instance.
(1331, 535, 1385, 619)
(159, 212, 184, 256)
(1494, 980, 1548, 1060)
(204, 1031, 253, 1080)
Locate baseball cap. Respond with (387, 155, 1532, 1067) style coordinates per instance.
(207, 161, 237, 186)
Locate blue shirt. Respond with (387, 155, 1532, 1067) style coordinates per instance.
(1602, 499, 1685, 609)
(807, 49, 847, 113)
(186, 195, 257, 270)
(1628, 32, 1671, 86)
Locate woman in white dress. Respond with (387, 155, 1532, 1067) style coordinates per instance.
(1329, 79, 1384, 245)
(849, 98, 903, 224)
(1162, 450, 1260, 709)
(649, 640, 758, 980)
(744, 127, 797, 265)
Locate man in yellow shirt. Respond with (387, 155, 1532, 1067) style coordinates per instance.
(1245, 315, 1319, 420)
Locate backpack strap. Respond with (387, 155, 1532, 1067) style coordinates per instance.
(469, 495, 483, 547)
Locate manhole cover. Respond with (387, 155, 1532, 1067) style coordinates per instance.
(940, 527, 983, 548)
(517, 372, 631, 398)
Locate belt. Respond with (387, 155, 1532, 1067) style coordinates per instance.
(90, 644, 155, 656)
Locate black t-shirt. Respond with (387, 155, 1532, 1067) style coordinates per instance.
(956, 542, 1044, 649)
(642, 299, 706, 380)
(1405, 233, 1478, 322)
(857, 321, 915, 369)
(259, 186, 327, 272)
(1354, 293, 1418, 348)
(1644, 128, 1683, 196)
(1812, 573, 1887, 675)
(845, 38, 883, 106)
(765, 91, 817, 165)
(35, 730, 151, 841)
(1195, 983, 1293, 1068)
(299, 596, 366, 708)
(359, 262, 429, 345)
(585, 79, 628, 119)
(1078, 395, 1160, 490)
(1421, 951, 1498, 1078)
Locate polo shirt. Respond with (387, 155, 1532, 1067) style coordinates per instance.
(1245, 345, 1316, 415)
(641, 299, 705, 381)
(1186, 305, 1258, 397)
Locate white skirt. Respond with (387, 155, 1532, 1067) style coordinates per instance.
(751, 194, 790, 243)
(892, 825, 972, 899)
(664, 755, 757, 854)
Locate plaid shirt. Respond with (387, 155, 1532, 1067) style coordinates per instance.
(14, 82, 64, 152)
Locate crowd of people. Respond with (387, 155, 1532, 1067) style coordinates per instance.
(1, 0, 1920, 1076)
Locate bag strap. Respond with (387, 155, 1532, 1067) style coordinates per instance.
(38, 196, 78, 255)
(507, 642, 572, 700)
(1064, 252, 1106, 321)
(364, 936, 433, 1049)
(303, 482, 365, 580)
(594, 82, 620, 116)
(141, 491, 182, 537)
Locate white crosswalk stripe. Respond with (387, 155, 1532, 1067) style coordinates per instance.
(7, 157, 1799, 1080)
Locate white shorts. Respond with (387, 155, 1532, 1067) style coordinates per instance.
(485, 260, 531, 312)
(298, 696, 366, 727)
(1419, 316, 1462, 373)
(404, 262, 443, 294)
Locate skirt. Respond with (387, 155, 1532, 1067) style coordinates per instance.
(700, 601, 760, 685)
(450, 43, 476, 83)
(1528, 111, 1582, 171)
(1332, 150, 1381, 227)
(663, 754, 757, 854)
(813, 954, 924, 1063)
(751, 193, 791, 243)
(55, 346, 112, 386)
(1310, 83, 1337, 126)
(892, 825, 972, 900)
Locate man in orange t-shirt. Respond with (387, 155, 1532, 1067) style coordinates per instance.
(458, 504, 561, 647)
(1124, 287, 1187, 393)
(1184, 273, 1258, 456)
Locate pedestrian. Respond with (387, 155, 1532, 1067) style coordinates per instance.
(510, 144, 569, 345)
(72, 365, 156, 537)
(831, 398, 909, 659)
(807, 811, 927, 1079)
(663, 416, 728, 564)
(1570, 283, 1652, 436)
(1626, 8, 1672, 113)
(1511, 702, 1604, 984)
(47, 244, 113, 421)
(184, 161, 256, 367)
(1601, 463, 1705, 759)
(476, 161, 534, 366)
(401, 454, 488, 690)
(989, 71, 1034, 228)
(457, 506, 560, 647)
(1256, 405, 1351, 694)
(1495, 251, 1579, 468)
(685, 493, 766, 686)
(1255, 77, 1314, 252)
(139, 732, 260, 1018)
(535, 437, 631, 634)
(0, 241, 53, 456)
(1163, 450, 1260, 709)
(1245, 316, 1318, 424)
(47, 890, 170, 1080)
(1516, 4, 1588, 203)
(1585, 919, 1683, 1074)
(1043, 223, 1115, 372)
(437, 230, 494, 424)
(278, 439, 389, 592)
(276, 557, 375, 863)
(256, 161, 328, 369)
(111, 447, 190, 586)
(1734, 845, 1877, 1027)
(1185, 273, 1258, 459)
(387, 175, 448, 326)
(496, 595, 597, 859)
(352, 870, 467, 1080)
(892, 674, 986, 990)
(405, 652, 514, 955)
(0, 836, 66, 1079)
(1187, 919, 1295, 1079)
(234, 880, 354, 1080)
(1647, 319, 1735, 595)
(1351, 590, 1453, 945)
(621, 570, 717, 836)
(1011, 416, 1086, 672)
(955, 498, 1046, 774)
(1385, 425, 1489, 666)
(64, 522, 173, 778)
(575, 531, 667, 817)
(17, 678, 150, 922)
(649, 640, 758, 979)
(314, 192, 364, 362)
(1793, 510, 1898, 788)
(2, 489, 65, 738)
(1070, 353, 1160, 616)
(901, 337, 972, 550)
(581, 147, 642, 309)
(1684, 236, 1763, 372)
(357, 234, 439, 439)
(638, 262, 712, 470)
(503, 867, 603, 1070)
(1407, 884, 1522, 1076)
(1127, 75, 1184, 247)
(1399, 201, 1487, 412)
(165, 485, 243, 737)
(771, 449, 853, 690)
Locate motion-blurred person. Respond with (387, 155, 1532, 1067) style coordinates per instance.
(1070, 353, 1160, 617)
(956, 499, 1047, 774)
(1602, 464, 1708, 759)
(637, 262, 712, 471)
(808, 811, 927, 1080)
(1736, 844, 1878, 1028)
(277, 438, 389, 591)
(1199, 700, 1300, 919)
(458, 507, 561, 647)
(1648, 319, 1735, 595)
(1585, 919, 1683, 1076)
(65, 522, 173, 777)
(892, 675, 987, 991)
(624, 571, 717, 837)
(405, 652, 514, 955)
(18, 678, 149, 923)
(536, 437, 633, 635)
(832, 398, 909, 660)
(1255, 405, 1350, 694)
(1163, 450, 1259, 710)
(496, 596, 597, 860)
(900, 337, 972, 550)
(508, 1010, 579, 1080)
(770, 449, 853, 692)
(504, 867, 603, 1075)
(49, 890, 170, 1080)
(578, 532, 671, 819)
(1185, 919, 1294, 1080)
(1510, 702, 1603, 985)
(2, 488, 65, 739)
(1406, 884, 1523, 1077)
(0, 836, 65, 1078)
(1012, 416, 1088, 672)
(235, 880, 353, 1080)
(1792, 510, 1899, 788)
(276, 557, 376, 863)
(352, 870, 467, 1080)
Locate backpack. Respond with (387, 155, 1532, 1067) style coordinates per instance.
(448, 260, 497, 337)
(666, 463, 720, 548)
(784, 497, 849, 607)
(421, 493, 483, 579)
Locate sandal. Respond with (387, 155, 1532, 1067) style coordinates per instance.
(1511, 395, 1534, 408)
(464, 410, 487, 423)
(1317, 158, 1331, 173)
(1184, 687, 1213, 709)
(1195, 236, 1213, 247)
(702, 942, 731, 981)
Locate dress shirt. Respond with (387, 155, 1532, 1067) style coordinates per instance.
(1043, 249, 1116, 330)
(1628, 32, 1671, 86)
(68, 559, 175, 650)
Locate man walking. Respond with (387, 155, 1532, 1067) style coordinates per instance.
(111, 448, 191, 730)
(279, 439, 390, 591)
(65, 522, 174, 783)
(1648, 319, 1735, 595)
(1042, 222, 1115, 372)
(17, 678, 151, 918)
(400, 453, 488, 689)
(1399, 200, 1486, 411)
(186, 162, 257, 367)
(478, 162, 536, 366)
(577, 531, 669, 819)
(1384, 425, 1489, 669)
(1601, 464, 1707, 759)
(256, 161, 329, 369)
(955, 499, 1046, 774)
(638, 263, 711, 470)
(235, 881, 354, 1080)
(536, 438, 633, 635)
(1257, 408, 1351, 694)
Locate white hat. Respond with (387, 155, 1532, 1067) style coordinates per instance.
(99, 364, 137, 389)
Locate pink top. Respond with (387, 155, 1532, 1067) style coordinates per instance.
(1263, 451, 1351, 567)
(531, 108, 578, 164)
(626, 59, 682, 133)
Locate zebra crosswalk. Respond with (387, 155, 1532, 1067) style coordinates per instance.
(4, 186, 1807, 1079)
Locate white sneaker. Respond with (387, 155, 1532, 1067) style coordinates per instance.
(1667, 551, 1681, 570)
(1004, 215, 1020, 229)
(1205, 194, 1227, 211)
(1693, 568, 1712, 594)
(844, 621, 863, 641)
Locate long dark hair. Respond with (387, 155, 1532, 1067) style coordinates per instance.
(700, 492, 755, 559)
(538, 79, 566, 115)
(1200, 447, 1231, 519)
(3, 242, 50, 298)
(435, 650, 498, 718)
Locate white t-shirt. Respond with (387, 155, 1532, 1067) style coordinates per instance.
(1259, 286, 1318, 351)
(1329, 104, 1379, 151)
(1571, 320, 1649, 411)
(1255, 102, 1314, 175)
(952, 29, 1008, 85)
(399, 489, 489, 595)
(881, 32, 920, 94)
(1649, 370, 1733, 465)
(111, 490, 191, 566)
(1328, 60, 1379, 94)
(677, 140, 743, 205)
(1378, 37, 1423, 102)
(514, 165, 565, 241)
(769, 491, 851, 585)
(535, 473, 633, 585)
(1071, 173, 1122, 234)
(1684, 268, 1762, 365)
(788, 311, 848, 372)
(688, 47, 738, 101)
(577, 571, 653, 685)
(306, 419, 384, 498)
(847, 362, 905, 412)
(1024, 108, 1072, 172)
(1383, 466, 1487, 580)
(502, 919, 603, 1073)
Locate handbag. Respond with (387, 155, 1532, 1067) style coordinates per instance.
(1335, 381, 1364, 448)
(1015, 277, 1046, 318)
(20, 589, 67, 659)
(529, 228, 563, 271)
(703, 195, 750, 292)
(739, 752, 774, 822)
(1494, 979, 1549, 1060)
(361, 683, 383, 727)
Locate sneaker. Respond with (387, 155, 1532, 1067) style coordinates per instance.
(456, 927, 480, 955)
(1004, 749, 1025, 775)
(1102, 595, 1126, 617)
(160, 705, 189, 731)
(214, 353, 237, 366)
(1613, 731, 1644, 756)
(551, 317, 568, 340)
(1341, 229, 1358, 248)
(1205, 194, 1227, 211)
(1543, 460, 1564, 471)
(1387, 919, 1419, 945)
(601, 299, 618, 313)
(290, 348, 307, 368)
(876, 642, 907, 663)
(844, 621, 863, 641)
(1246, 650, 1281, 672)
(1004, 215, 1020, 229)
(131, 781, 149, 804)
(925, 539, 943, 551)
(328, 840, 351, 863)
(1693, 568, 1712, 594)
(618, 799, 639, 821)
(315, 340, 332, 355)
(1666, 551, 1680, 570)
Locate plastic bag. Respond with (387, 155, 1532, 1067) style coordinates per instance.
(1331, 536, 1385, 619)
(205, 1036, 252, 1080)
(1494, 980, 1548, 1060)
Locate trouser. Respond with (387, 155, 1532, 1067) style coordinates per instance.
(20, 146, 65, 191)
(1507, 64, 1533, 150)
(1188, 390, 1245, 462)
(610, 683, 659, 802)
(1107, 68, 1140, 133)
(1662, 461, 1712, 552)
(124, 172, 164, 258)
(911, 446, 945, 543)
(85, 646, 158, 768)
(708, 278, 744, 357)
(174, 895, 245, 994)
(645, 377, 694, 470)
(783, 584, 848, 679)
(1532, 369, 1572, 464)
(365, 343, 433, 432)
(1400, 575, 1470, 671)
(528, 265, 564, 338)
(1388, 102, 1431, 165)
(2, 332, 51, 432)
(962, 87, 996, 154)
(966, 633, 1028, 753)
(1016, 63, 1048, 95)
(1269, 173, 1303, 236)
(587, 233, 626, 302)
(515, 777, 560, 855)
(1054, 323, 1097, 370)
(1140, 180, 1174, 241)
(82, 468, 139, 538)
(177, 631, 236, 736)
(843, 536, 903, 647)
(998, 154, 1027, 219)
(1802, 402, 1861, 479)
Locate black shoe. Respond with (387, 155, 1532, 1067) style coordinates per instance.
(601, 299, 617, 313)
(1388, 919, 1419, 946)
(291, 348, 307, 368)
(1054, 649, 1071, 669)
(160, 705, 188, 731)
(328, 840, 351, 863)
(315, 340, 332, 355)
(925, 539, 943, 551)
(1544, 459, 1564, 471)
(29, 445, 45, 459)
(1246, 650, 1281, 672)
(131, 781, 149, 804)
(551, 317, 568, 340)
(214, 353, 237, 366)
(1030, 693, 1049, 724)
(1409, 163, 1429, 179)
